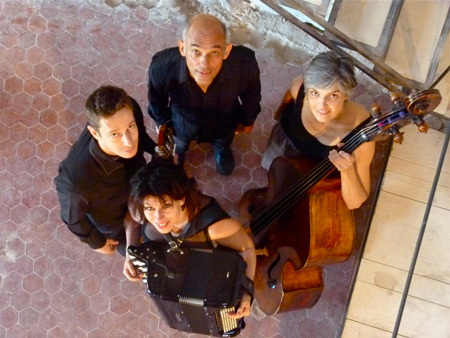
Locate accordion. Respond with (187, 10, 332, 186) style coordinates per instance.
(128, 241, 254, 337)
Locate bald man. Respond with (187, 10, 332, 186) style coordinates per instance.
(147, 14, 261, 175)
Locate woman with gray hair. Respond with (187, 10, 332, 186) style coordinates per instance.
(261, 51, 375, 209)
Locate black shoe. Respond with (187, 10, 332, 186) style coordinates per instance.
(215, 148, 234, 175)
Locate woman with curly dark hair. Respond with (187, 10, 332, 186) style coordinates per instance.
(124, 160, 256, 319)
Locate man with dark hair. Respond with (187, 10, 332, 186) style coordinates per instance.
(148, 14, 261, 175)
(55, 85, 157, 256)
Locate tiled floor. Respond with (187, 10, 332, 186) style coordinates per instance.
(0, 1, 389, 337)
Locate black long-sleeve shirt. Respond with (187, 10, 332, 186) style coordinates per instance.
(148, 46, 261, 143)
(54, 98, 156, 249)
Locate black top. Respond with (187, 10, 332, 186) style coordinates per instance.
(142, 194, 230, 246)
(54, 98, 156, 249)
(280, 84, 333, 160)
(148, 46, 261, 142)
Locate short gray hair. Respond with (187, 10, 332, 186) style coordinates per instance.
(304, 51, 357, 95)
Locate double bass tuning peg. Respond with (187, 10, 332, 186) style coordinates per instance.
(390, 92, 402, 101)
(393, 132, 405, 144)
(411, 115, 429, 133)
(390, 92, 406, 109)
(371, 103, 381, 119)
(417, 122, 429, 133)
(389, 125, 404, 144)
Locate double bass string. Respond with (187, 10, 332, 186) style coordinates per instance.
(250, 156, 335, 235)
(250, 103, 417, 235)
(250, 121, 380, 236)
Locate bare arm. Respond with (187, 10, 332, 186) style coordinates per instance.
(208, 219, 256, 318)
(329, 141, 375, 209)
(209, 219, 256, 281)
(123, 211, 143, 282)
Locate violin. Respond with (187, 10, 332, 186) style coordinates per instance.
(239, 89, 442, 315)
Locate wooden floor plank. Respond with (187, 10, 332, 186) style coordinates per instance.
(386, 156, 449, 187)
(414, 205, 450, 280)
(389, 126, 450, 169)
(357, 259, 450, 307)
(364, 192, 426, 270)
(345, 125, 449, 336)
(398, 296, 450, 337)
(381, 170, 449, 208)
(342, 319, 394, 338)
(347, 281, 402, 332)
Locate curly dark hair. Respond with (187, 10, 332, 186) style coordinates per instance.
(129, 159, 199, 223)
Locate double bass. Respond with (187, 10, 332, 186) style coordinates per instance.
(239, 89, 441, 315)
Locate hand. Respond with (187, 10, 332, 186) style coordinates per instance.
(235, 124, 253, 135)
(94, 238, 119, 255)
(328, 148, 356, 172)
(227, 293, 252, 319)
(123, 254, 143, 282)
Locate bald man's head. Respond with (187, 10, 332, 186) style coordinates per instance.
(183, 14, 228, 43)
(178, 14, 232, 92)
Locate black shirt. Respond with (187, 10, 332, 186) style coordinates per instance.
(141, 194, 230, 246)
(148, 46, 261, 142)
(54, 98, 156, 249)
(280, 84, 333, 160)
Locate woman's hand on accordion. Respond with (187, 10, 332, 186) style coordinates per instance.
(227, 293, 252, 319)
(123, 255, 143, 282)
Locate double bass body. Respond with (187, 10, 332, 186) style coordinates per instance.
(239, 156, 355, 315)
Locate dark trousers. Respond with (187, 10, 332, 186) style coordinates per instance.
(174, 129, 235, 155)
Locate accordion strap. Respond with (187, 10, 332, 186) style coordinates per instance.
(240, 275, 255, 305)
(163, 233, 184, 254)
